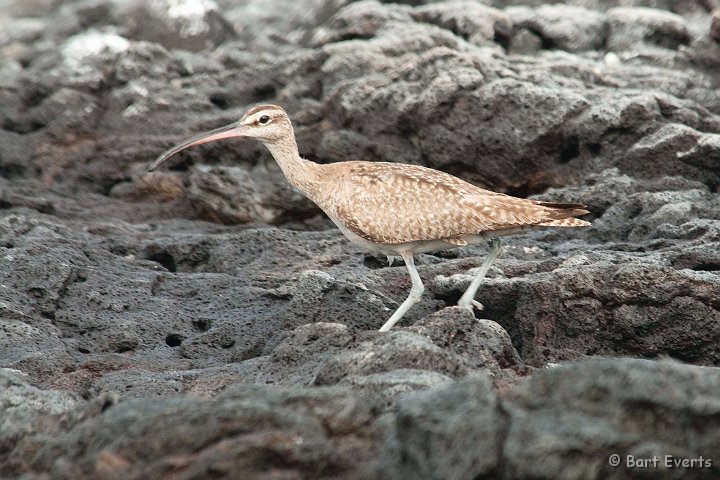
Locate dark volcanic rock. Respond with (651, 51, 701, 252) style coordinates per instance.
(407, 307, 529, 382)
(2, 0, 720, 478)
(7, 382, 379, 479)
(413, 1, 513, 47)
(0, 369, 83, 459)
(381, 358, 720, 479)
(314, 330, 470, 385)
(383, 372, 503, 479)
(184, 164, 318, 224)
(6, 359, 719, 480)
(500, 359, 720, 479)
(607, 6, 691, 51)
(507, 4, 608, 52)
(490, 258, 720, 365)
(116, 0, 235, 52)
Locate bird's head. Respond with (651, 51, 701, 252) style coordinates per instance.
(148, 104, 292, 171)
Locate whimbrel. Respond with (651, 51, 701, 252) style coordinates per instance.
(149, 105, 590, 331)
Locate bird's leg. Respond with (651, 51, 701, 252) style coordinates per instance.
(457, 237, 501, 311)
(379, 252, 424, 332)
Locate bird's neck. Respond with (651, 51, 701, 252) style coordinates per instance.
(263, 135, 319, 197)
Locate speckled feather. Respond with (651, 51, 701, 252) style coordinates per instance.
(313, 161, 589, 245)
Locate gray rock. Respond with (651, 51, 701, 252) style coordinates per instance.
(263, 308, 526, 397)
(482, 258, 720, 366)
(276, 269, 414, 331)
(502, 359, 720, 479)
(380, 373, 503, 479)
(416, 78, 589, 188)
(407, 307, 528, 390)
(509, 4, 608, 52)
(88, 368, 186, 398)
(311, 0, 414, 45)
(185, 164, 318, 224)
(492, 1, 718, 16)
(622, 123, 717, 186)
(8, 384, 379, 479)
(268, 322, 355, 385)
(0, 16, 46, 47)
(224, 0, 352, 55)
(0, 369, 83, 467)
(379, 358, 720, 480)
(0, 318, 75, 384)
(314, 330, 470, 385)
(508, 26, 542, 54)
(338, 368, 453, 411)
(5, 358, 720, 479)
(607, 6, 691, 51)
(413, 1, 512, 46)
(676, 130, 720, 172)
(115, 0, 235, 52)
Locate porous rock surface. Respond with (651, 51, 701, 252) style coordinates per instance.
(1, 0, 719, 478)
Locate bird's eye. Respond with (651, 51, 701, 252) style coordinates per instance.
(258, 115, 271, 124)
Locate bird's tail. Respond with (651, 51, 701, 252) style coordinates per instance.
(534, 201, 591, 227)
(538, 217, 592, 227)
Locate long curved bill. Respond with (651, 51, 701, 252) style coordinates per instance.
(148, 122, 247, 171)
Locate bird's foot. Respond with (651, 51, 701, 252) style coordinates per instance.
(458, 299, 484, 311)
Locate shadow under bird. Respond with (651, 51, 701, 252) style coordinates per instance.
(149, 104, 590, 331)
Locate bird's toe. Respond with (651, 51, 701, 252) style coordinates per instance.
(457, 299, 484, 311)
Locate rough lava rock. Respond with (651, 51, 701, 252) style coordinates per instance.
(1, 0, 720, 478)
(381, 359, 720, 479)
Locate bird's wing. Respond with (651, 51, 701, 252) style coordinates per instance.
(333, 163, 586, 245)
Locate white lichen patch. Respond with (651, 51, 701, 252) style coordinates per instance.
(166, 0, 219, 37)
(62, 30, 130, 70)
(433, 272, 474, 290)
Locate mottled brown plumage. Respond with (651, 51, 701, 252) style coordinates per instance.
(150, 104, 590, 331)
(320, 161, 588, 246)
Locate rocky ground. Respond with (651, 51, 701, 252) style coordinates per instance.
(1, 0, 720, 478)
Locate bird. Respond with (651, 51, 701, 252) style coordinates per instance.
(149, 104, 590, 332)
